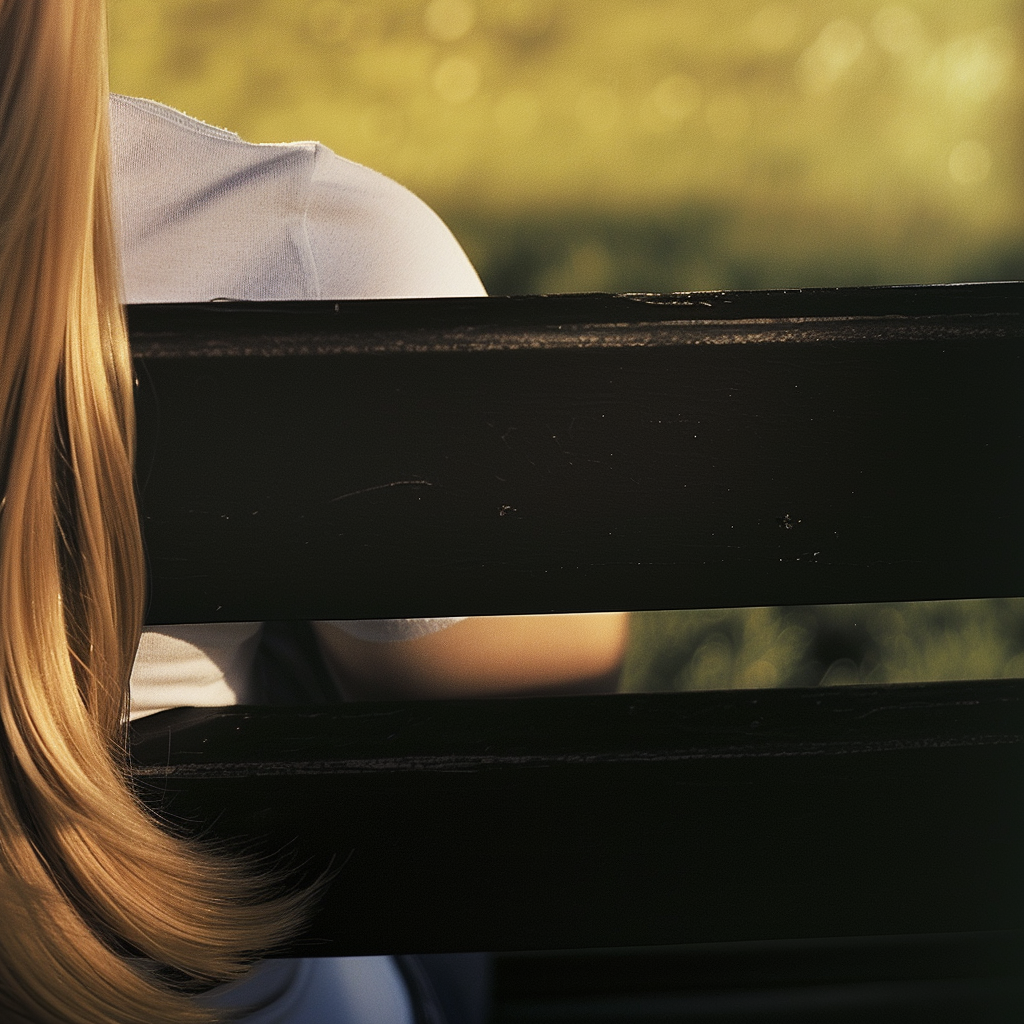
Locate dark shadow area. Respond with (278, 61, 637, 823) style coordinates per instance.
(492, 932, 1024, 1023)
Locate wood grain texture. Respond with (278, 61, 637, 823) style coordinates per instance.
(130, 282, 1024, 624)
(130, 680, 1024, 955)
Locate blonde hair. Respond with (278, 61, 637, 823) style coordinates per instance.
(0, 2, 314, 1020)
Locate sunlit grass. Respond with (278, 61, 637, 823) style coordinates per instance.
(621, 599, 1024, 693)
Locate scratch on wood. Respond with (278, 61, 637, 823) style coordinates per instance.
(330, 480, 435, 502)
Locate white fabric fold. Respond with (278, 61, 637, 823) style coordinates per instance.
(113, 94, 485, 722)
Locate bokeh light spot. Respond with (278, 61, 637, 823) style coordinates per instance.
(799, 18, 866, 93)
(741, 658, 780, 687)
(940, 31, 1014, 105)
(424, 0, 475, 43)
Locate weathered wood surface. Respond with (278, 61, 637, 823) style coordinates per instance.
(128, 282, 1024, 962)
(131, 679, 1024, 956)
(131, 282, 1024, 624)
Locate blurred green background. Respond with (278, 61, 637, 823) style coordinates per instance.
(108, 0, 1024, 692)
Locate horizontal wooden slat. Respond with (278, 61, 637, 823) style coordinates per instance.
(493, 932, 1024, 1024)
(129, 679, 1024, 955)
(130, 282, 1024, 624)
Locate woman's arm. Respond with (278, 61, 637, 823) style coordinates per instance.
(312, 613, 630, 700)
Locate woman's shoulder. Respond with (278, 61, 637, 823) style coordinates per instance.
(304, 138, 485, 299)
(110, 94, 484, 301)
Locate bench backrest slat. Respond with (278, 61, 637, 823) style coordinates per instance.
(131, 282, 1024, 624)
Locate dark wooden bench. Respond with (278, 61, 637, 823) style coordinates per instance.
(129, 281, 1024, 1020)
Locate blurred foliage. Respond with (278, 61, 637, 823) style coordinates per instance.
(621, 600, 1024, 693)
(108, 1, 1024, 691)
(109, 0, 1023, 292)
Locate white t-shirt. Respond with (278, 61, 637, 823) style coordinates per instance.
(112, 94, 484, 721)
(196, 957, 414, 1024)
(114, 95, 489, 1022)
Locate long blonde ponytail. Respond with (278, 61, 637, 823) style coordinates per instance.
(1, 2, 313, 1020)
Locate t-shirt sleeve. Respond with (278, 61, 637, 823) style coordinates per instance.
(305, 144, 486, 300)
